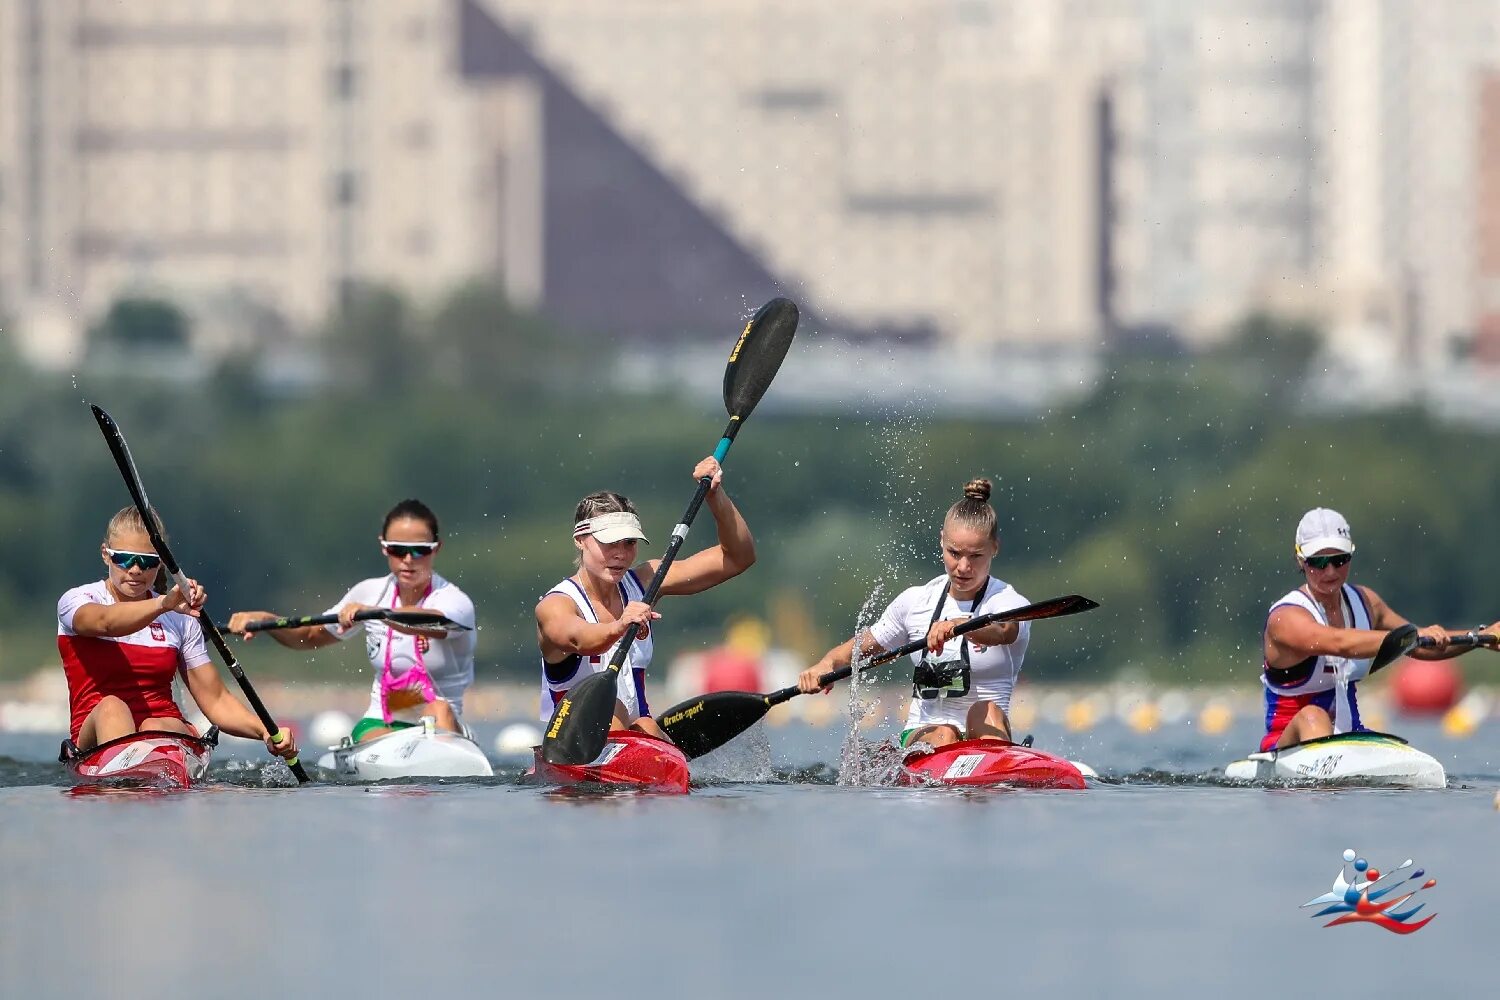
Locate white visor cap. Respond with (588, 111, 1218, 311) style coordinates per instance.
(574, 511, 649, 544)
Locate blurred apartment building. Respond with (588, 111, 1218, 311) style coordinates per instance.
(0, 0, 544, 369)
(3, 0, 1500, 402)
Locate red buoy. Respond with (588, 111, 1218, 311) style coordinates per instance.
(1391, 657, 1462, 715)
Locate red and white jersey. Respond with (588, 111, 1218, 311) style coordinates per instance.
(57, 580, 211, 740)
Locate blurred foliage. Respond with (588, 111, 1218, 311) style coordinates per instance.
(3, 287, 1497, 690)
(88, 297, 190, 353)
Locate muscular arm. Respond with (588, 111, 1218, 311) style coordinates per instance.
(535, 594, 629, 662)
(653, 488, 757, 597)
(1364, 587, 1484, 661)
(72, 594, 176, 639)
(1263, 605, 1388, 669)
(183, 665, 271, 742)
(957, 620, 1020, 647)
(227, 610, 339, 649)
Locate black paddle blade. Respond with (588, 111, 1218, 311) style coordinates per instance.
(1006, 594, 1099, 621)
(723, 297, 798, 420)
(541, 669, 619, 765)
(1371, 623, 1419, 673)
(657, 691, 773, 760)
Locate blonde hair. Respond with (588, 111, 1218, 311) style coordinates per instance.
(572, 491, 639, 568)
(943, 478, 998, 543)
(103, 505, 169, 590)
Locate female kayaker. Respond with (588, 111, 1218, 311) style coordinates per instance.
(797, 478, 1031, 750)
(58, 506, 300, 761)
(537, 456, 755, 741)
(1259, 507, 1500, 750)
(227, 499, 476, 744)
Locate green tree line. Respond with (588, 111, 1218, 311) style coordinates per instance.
(3, 287, 1496, 689)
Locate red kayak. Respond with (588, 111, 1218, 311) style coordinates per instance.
(900, 738, 1087, 789)
(61, 730, 216, 789)
(529, 731, 690, 794)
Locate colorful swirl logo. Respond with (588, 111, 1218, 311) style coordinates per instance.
(1301, 848, 1437, 934)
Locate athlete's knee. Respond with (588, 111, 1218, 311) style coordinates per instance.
(142, 716, 191, 734)
(90, 696, 134, 724)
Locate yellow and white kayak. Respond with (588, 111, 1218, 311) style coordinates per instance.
(1224, 731, 1445, 789)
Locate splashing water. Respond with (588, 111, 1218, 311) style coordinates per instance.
(691, 721, 774, 783)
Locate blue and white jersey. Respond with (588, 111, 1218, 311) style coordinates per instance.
(539, 570, 653, 724)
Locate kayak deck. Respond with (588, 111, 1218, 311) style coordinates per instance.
(315, 718, 494, 781)
(1224, 731, 1446, 788)
(900, 737, 1088, 790)
(528, 731, 690, 794)
(62, 729, 216, 789)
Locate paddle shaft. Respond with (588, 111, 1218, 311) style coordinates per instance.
(603, 419, 742, 672)
(238, 609, 464, 633)
(765, 597, 1091, 706)
(1417, 632, 1498, 650)
(91, 406, 309, 783)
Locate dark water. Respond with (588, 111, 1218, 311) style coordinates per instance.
(2, 718, 1496, 999)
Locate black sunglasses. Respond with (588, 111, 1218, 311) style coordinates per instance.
(1304, 553, 1352, 570)
(382, 540, 438, 559)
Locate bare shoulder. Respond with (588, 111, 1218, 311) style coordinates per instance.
(536, 592, 580, 621)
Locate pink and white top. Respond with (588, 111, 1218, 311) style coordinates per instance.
(324, 573, 476, 723)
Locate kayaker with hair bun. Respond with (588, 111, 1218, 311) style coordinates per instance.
(1258, 507, 1499, 750)
(536, 456, 756, 741)
(227, 498, 476, 745)
(59, 505, 300, 761)
(798, 477, 1033, 749)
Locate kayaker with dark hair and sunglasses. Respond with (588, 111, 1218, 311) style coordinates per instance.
(796, 477, 1032, 750)
(58, 505, 301, 761)
(536, 457, 756, 741)
(227, 499, 476, 745)
(1259, 507, 1498, 750)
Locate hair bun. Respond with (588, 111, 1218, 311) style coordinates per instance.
(962, 477, 992, 502)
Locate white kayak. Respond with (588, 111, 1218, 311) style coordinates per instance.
(1224, 731, 1445, 789)
(316, 717, 494, 781)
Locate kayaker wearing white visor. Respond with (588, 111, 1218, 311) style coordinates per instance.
(797, 478, 1031, 749)
(536, 457, 756, 741)
(1258, 507, 1498, 751)
(227, 499, 476, 744)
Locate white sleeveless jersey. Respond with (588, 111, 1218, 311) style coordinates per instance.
(868, 574, 1032, 731)
(1261, 584, 1374, 733)
(539, 570, 654, 724)
(324, 573, 477, 722)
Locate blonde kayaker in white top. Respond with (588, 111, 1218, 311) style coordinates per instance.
(227, 499, 476, 744)
(798, 478, 1031, 750)
(536, 457, 755, 742)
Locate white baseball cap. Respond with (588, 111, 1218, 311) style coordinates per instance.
(573, 511, 649, 544)
(1295, 508, 1355, 557)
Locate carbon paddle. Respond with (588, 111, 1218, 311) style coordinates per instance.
(229, 609, 472, 633)
(1416, 631, 1498, 651)
(90, 404, 309, 783)
(1368, 623, 1419, 673)
(659, 594, 1100, 759)
(542, 297, 800, 765)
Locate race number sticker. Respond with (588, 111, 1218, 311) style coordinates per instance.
(943, 754, 986, 780)
(588, 742, 627, 767)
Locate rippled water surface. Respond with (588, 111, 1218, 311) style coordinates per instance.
(3, 718, 1496, 998)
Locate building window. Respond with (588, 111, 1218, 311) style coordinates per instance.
(333, 64, 358, 99)
(332, 171, 359, 206)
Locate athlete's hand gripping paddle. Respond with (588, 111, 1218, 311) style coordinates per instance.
(541, 298, 800, 766)
(90, 404, 309, 783)
(658, 594, 1099, 759)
